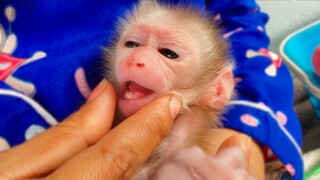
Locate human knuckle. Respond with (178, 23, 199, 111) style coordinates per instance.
(57, 114, 81, 133)
(63, 112, 85, 131)
(55, 112, 89, 146)
(140, 111, 168, 138)
(99, 144, 136, 177)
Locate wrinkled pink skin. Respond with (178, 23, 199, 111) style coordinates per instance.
(312, 46, 320, 77)
(115, 24, 199, 117)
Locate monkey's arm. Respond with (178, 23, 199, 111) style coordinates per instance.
(205, 0, 303, 179)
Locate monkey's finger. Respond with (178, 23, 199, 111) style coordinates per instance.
(0, 79, 116, 179)
(47, 94, 182, 180)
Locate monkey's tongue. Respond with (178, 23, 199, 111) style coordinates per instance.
(123, 81, 153, 100)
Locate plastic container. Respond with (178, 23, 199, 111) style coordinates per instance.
(280, 20, 320, 121)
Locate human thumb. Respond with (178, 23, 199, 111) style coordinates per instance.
(216, 134, 252, 169)
(216, 133, 265, 179)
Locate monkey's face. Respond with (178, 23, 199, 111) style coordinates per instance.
(114, 24, 201, 117)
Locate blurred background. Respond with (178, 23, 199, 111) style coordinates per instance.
(257, 0, 320, 152)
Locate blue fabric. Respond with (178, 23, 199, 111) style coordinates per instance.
(0, 0, 303, 179)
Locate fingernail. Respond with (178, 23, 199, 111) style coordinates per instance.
(169, 95, 182, 119)
(87, 79, 108, 102)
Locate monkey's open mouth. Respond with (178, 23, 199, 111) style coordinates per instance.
(122, 81, 154, 100)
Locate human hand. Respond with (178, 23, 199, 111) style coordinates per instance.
(0, 79, 182, 179)
(152, 134, 257, 180)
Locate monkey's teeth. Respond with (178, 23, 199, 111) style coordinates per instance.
(123, 90, 145, 100)
(123, 91, 135, 100)
(122, 81, 153, 100)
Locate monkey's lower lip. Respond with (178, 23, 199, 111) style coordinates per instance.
(121, 81, 154, 100)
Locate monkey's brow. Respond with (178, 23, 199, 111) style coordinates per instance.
(157, 29, 192, 48)
(137, 24, 189, 42)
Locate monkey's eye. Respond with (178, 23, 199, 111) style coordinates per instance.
(125, 41, 140, 48)
(158, 48, 179, 59)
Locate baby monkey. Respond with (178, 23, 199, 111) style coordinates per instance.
(106, 0, 236, 179)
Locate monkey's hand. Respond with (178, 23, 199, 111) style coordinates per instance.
(152, 135, 257, 180)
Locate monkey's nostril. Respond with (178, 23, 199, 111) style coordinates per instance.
(136, 62, 145, 67)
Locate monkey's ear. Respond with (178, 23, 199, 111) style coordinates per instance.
(204, 70, 234, 110)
